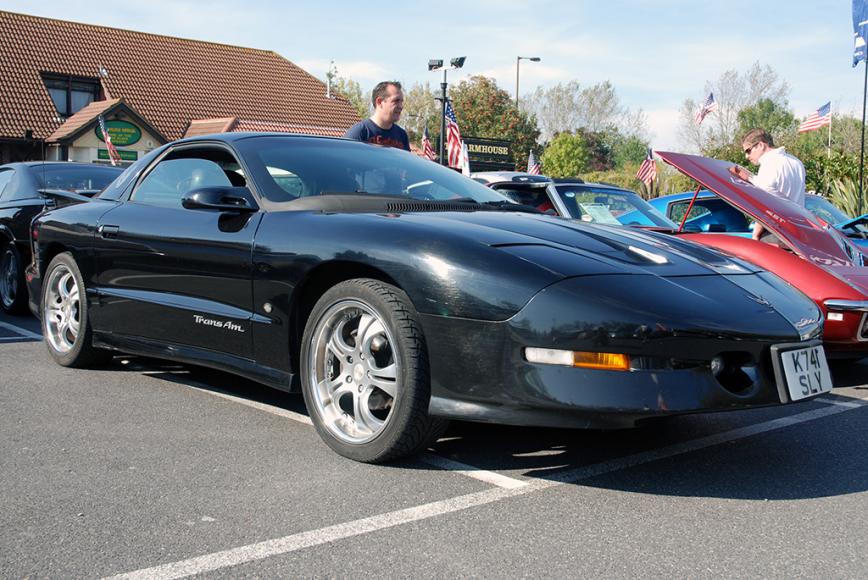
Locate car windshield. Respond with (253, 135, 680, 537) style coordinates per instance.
(34, 164, 122, 193)
(805, 195, 853, 224)
(236, 136, 512, 204)
(554, 184, 677, 228)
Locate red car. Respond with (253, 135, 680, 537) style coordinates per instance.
(657, 151, 868, 359)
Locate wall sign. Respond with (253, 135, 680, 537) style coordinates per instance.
(95, 120, 142, 146)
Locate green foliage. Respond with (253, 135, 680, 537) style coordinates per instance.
(611, 135, 649, 169)
(448, 76, 540, 170)
(540, 133, 590, 177)
(736, 98, 796, 141)
(331, 76, 368, 120)
(828, 177, 868, 216)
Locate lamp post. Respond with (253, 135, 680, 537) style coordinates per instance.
(429, 57, 466, 166)
(515, 56, 541, 111)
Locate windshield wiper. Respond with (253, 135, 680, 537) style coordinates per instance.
(482, 200, 541, 213)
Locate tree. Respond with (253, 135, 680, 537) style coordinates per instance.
(526, 80, 647, 143)
(448, 76, 540, 170)
(736, 98, 796, 141)
(331, 76, 368, 120)
(401, 82, 441, 145)
(540, 132, 590, 177)
(678, 62, 790, 153)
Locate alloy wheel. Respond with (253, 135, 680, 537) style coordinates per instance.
(308, 299, 399, 444)
(43, 264, 81, 353)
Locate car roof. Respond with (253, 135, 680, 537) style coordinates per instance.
(171, 132, 354, 146)
(470, 171, 552, 184)
(1, 161, 112, 170)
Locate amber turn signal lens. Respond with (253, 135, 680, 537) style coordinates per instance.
(573, 351, 630, 371)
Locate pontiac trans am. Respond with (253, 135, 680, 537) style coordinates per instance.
(27, 134, 832, 462)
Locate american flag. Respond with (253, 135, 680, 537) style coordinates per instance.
(527, 150, 541, 175)
(98, 115, 122, 166)
(444, 101, 464, 169)
(694, 92, 719, 125)
(421, 125, 436, 160)
(635, 149, 657, 185)
(798, 101, 832, 133)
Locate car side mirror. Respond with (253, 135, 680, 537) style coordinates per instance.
(182, 186, 257, 212)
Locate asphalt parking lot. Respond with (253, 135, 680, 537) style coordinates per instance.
(2, 311, 868, 578)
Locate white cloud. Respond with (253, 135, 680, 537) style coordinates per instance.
(644, 109, 684, 152)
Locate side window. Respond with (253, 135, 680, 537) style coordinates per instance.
(132, 149, 243, 209)
(669, 201, 710, 223)
(0, 169, 14, 200)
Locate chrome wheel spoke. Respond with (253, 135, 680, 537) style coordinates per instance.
(359, 315, 385, 352)
(356, 389, 384, 435)
(326, 321, 354, 358)
(368, 363, 397, 399)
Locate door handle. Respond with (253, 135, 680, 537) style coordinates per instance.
(98, 225, 120, 239)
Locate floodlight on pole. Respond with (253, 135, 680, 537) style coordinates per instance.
(515, 56, 541, 110)
(429, 56, 467, 166)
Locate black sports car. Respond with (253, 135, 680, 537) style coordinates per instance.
(28, 134, 832, 463)
(0, 161, 122, 313)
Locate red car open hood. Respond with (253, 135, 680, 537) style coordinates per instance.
(657, 151, 862, 269)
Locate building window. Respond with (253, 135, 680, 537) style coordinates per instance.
(41, 73, 100, 118)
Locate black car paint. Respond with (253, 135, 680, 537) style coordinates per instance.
(28, 134, 824, 428)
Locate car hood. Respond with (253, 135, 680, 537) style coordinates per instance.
(399, 210, 759, 278)
(657, 151, 865, 271)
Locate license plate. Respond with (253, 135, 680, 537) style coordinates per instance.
(778, 344, 833, 402)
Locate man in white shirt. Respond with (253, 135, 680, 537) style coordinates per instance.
(729, 128, 806, 240)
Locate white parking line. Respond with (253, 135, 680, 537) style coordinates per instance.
(419, 454, 528, 489)
(142, 373, 313, 426)
(0, 320, 42, 340)
(103, 396, 864, 580)
(152, 373, 527, 488)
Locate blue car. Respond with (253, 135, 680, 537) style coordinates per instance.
(650, 190, 868, 248)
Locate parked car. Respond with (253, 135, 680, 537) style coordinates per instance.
(472, 172, 676, 228)
(650, 189, 868, 248)
(653, 151, 868, 359)
(29, 134, 832, 462)
(476, 169, 868, 359)
(804, 194, 868, 248)
(0, 162, 122, 314)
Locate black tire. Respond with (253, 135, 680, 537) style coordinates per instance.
(0, 241, 28, 315)
(41, 252, 112, 368)
(300, 278, 448, 463)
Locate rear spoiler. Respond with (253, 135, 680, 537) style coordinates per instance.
(37, 188, 101, 209)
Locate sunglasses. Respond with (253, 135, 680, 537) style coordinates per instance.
(744, 143, 758, 155)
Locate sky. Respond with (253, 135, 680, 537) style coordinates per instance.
(4, 0, 864, 150)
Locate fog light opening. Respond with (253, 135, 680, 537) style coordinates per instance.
(710, 352, 758, 395)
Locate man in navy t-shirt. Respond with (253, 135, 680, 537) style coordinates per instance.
(344, 81, 410, 151)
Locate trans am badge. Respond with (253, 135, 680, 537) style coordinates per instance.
(193, 314, 245, 333)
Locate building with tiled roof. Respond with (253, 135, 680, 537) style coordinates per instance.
(0, 10, 361, 164)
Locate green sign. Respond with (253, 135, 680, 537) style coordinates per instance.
(98, 149, 138, 161)
(95, 120, 142, 146)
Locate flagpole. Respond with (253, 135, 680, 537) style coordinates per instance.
(826, 110, 832, 193)
(860, 59, 867, 214)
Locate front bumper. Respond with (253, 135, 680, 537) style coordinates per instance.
(422, 274, 823, 428)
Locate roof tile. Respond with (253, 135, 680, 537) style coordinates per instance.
(0, 11, 361, 141)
